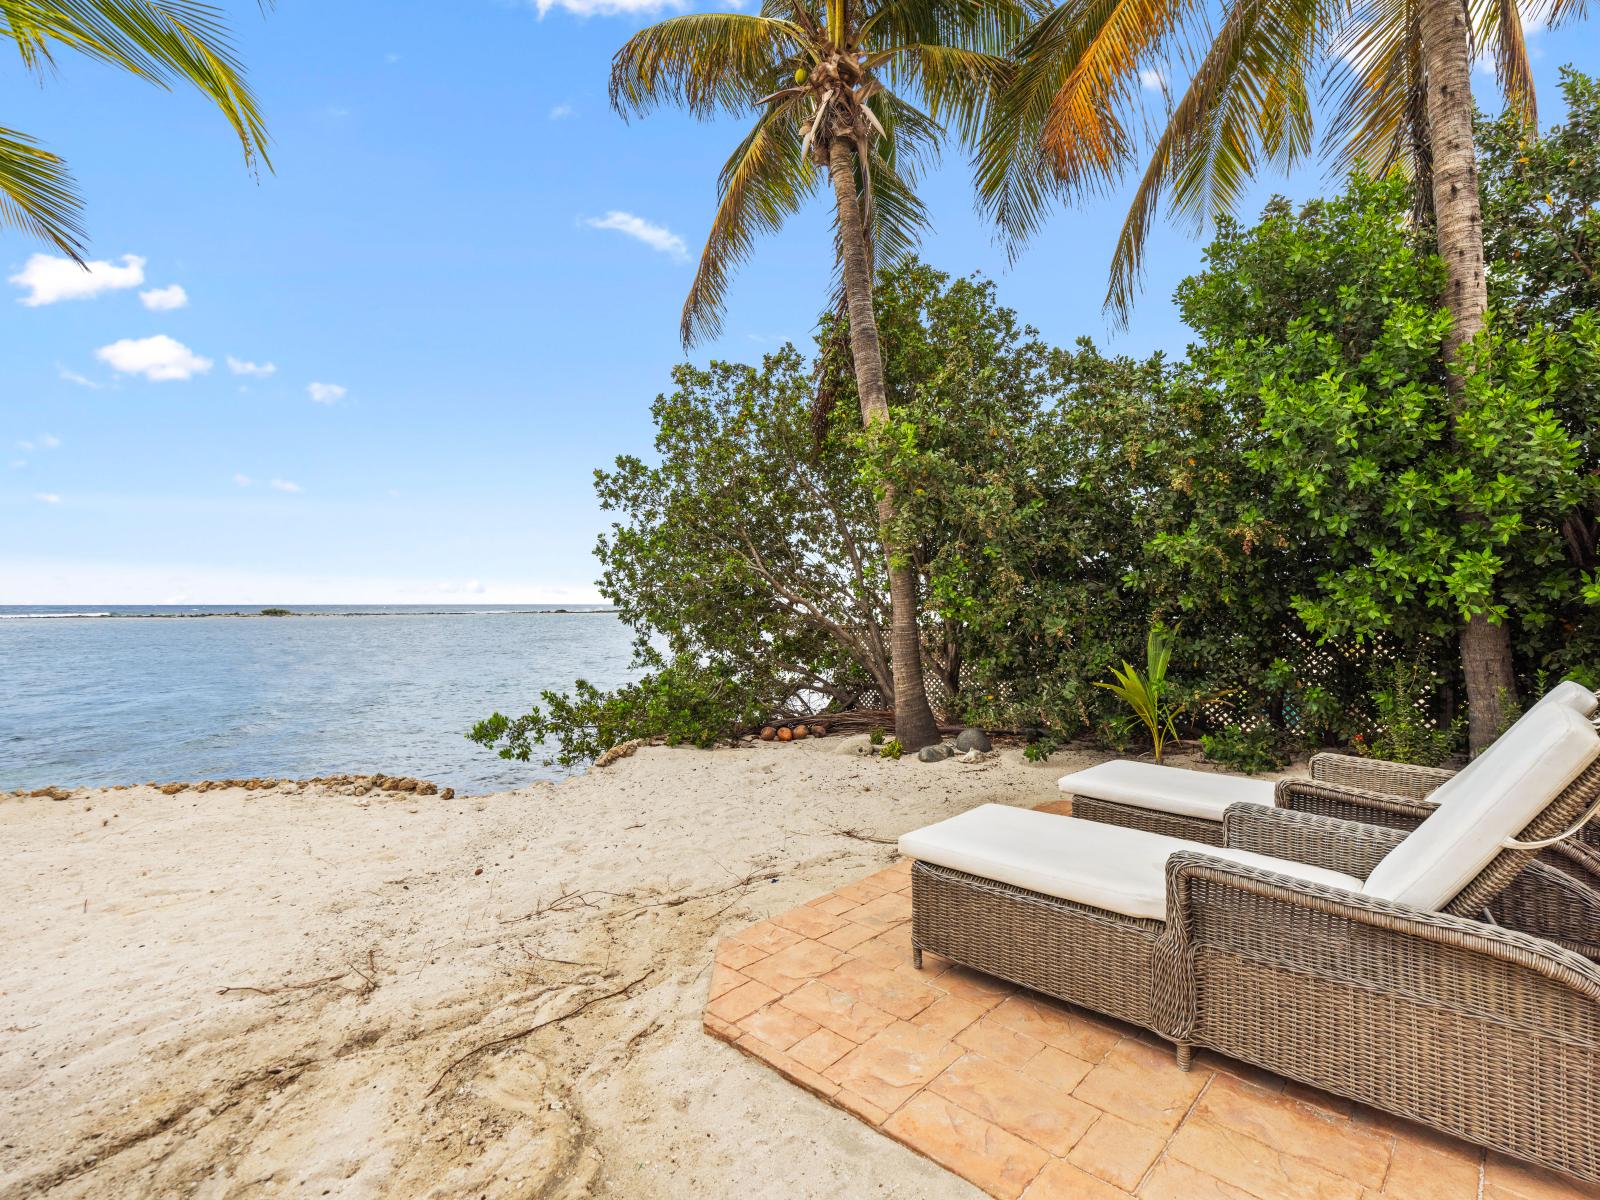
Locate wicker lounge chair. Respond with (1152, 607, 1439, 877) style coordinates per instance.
(1060, 678, 1597, 843)
(901, 702, 1600, 1184)
(1060, 681, 1600, 956)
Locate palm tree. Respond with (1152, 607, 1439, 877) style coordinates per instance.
(2, 0, 270, 258)
(611, 0, 1028, 750)
(979, 0, 1571, 751)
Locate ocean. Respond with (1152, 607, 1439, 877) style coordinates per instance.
(0, 605, 638, 793)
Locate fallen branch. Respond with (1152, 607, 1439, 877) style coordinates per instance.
(426, 973, 653, 1096)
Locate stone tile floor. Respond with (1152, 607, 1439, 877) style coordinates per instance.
(703, 853, 1598, 1200)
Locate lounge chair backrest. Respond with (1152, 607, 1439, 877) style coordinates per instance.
(1364, 704, 1600, 911)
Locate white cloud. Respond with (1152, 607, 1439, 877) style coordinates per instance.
(438, 579, 487, 595)
(549, 101, 576, 120)
(10, 459, 26, 469)
(270, 479, 302, 493)
(95, 334, 213, 382)
(10, 253, 145, 306)
(227, 356, 277, 378)
(33, 493, 61, 504)
(385, 52, 401, 63)
(1139, 68, 1166, 91)
(139, 284, 189, 311)
(58, 366, 102, 389)
(39, 433, 60, 449)
(307, 381, 347, 404)
(233, 473, 253, 487)
(17, 441, 33, 452)
(582, 210, 688, 261)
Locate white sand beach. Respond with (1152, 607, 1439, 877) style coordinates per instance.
(2, 740, 1110, 1199)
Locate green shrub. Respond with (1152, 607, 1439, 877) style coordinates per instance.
(1199, 724, 1287, 775)
(1357, 662, 1461, 767)
(467, 658, 761, 768)
(879, 738, 904, 760)
(1022, 735, 1058, 763)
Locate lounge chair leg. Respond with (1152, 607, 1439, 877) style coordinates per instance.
(1175, 1043, 1193, 1071)
(911, 947, 923, 970)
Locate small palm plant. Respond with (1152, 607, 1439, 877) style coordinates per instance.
(1095, 621, 1183, 764)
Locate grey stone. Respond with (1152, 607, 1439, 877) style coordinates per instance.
(916, 745, 953, 763)
(954, 727, 993, 753)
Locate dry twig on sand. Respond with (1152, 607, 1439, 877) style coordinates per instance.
(426, 972, 653, 1097)
(828, 826, 897, 846)
(219, 949, 379, 998)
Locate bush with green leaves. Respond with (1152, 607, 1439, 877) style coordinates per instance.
(1355, 661, 1463, 767)
(1200, 725, 1287, 775)
(467, 659, 763, 767)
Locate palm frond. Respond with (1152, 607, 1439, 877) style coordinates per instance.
(1032, 0, 1200, 186)
(1, 0, 270, 169)
(860, 0, 1040, 58)
(682, 102, 815, 346)
(1476, 0, 1536, 125)
(1324, 0, 1428, 179)
(0, 125, 84, 255)
(611, 12, 804, 119)
(869, 43, 1010, 143)
(1101, 0, 1323, 322)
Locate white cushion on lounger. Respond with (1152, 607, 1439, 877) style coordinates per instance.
(1539, 679, 1600, 718)
(1056, 760, 1276, 822)
(898, 804, 1362, 921)
(1363, 704, 1600, 911)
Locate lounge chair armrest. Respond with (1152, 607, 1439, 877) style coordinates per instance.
(1161, 850, 1600, 1042)
(1489, 859, 1600, 958)
(1308, 752, 1455, 800)
(1221, 804, 1403, 878)
(1275, 777, 1437, 831)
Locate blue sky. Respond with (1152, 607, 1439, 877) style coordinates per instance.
(2, 0, 1595, 604)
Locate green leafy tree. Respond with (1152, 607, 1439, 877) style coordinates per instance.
(977, 0, 1592, 750)
(608, 0, 1031, 750)
(1178, 174, 1599, 702)
(2, 0, 270, 255)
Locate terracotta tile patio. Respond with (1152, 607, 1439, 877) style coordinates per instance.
(703, 830, 1599, 1200)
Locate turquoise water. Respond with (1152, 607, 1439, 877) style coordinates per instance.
(0, 606, 637, 793)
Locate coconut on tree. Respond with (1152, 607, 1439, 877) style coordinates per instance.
(1, 0, 271, 256)
(610, 0, 1031, 750)
(979, 0, 1577, 751)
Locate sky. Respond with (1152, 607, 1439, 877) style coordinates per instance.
(2, 0, 1596, 604)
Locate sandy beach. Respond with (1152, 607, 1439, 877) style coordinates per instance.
(1, 739, 1120, 1199)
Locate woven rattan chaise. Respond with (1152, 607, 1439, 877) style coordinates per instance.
(1059, 680, 1600, 956)
(900, 702, 1600, 1185)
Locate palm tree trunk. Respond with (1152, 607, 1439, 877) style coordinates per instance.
(827, 135, 942, 750)
(1419, 0, 1519, 752)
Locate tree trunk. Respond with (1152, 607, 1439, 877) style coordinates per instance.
(827, 135, 941, 750)
(1419, 0, 1519, 751)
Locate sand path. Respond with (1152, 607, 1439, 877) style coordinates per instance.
(2, 739, 1092, 1199)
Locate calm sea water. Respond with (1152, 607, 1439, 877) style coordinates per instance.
(0, 606, 637, 793)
